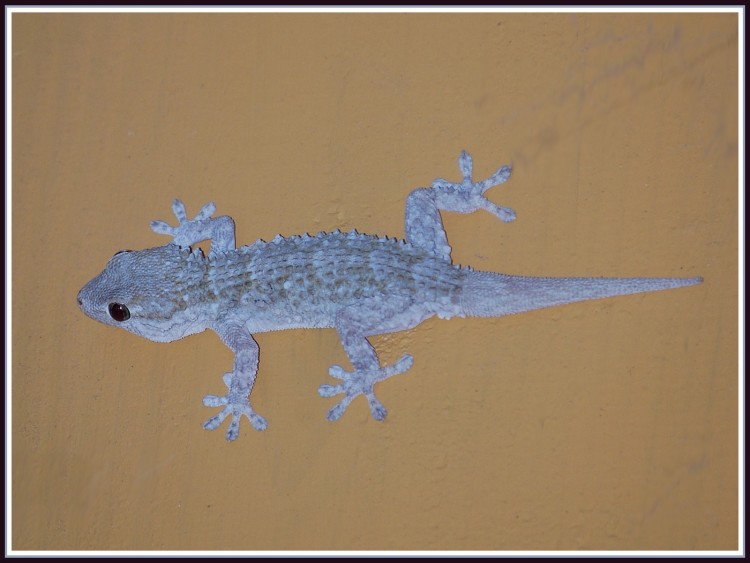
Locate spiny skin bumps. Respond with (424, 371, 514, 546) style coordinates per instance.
(208, 231, 469, 331)
(77, 151, 702, 442)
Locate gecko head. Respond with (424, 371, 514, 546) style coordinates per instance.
(77, 245, 207, 342)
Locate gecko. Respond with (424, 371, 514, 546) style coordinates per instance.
(77, 151, 702, 442)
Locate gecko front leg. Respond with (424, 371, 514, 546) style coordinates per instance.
(202, 323, 267, 441)
(151, 199, 236, 253)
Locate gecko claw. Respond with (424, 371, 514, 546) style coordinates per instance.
(318, 383, 344, 397)
(459, 150, 474, 181)
(366, 394, 387, 421)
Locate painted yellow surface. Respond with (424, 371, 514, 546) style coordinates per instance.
(12, 12, 737, 551)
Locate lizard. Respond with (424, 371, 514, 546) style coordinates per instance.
(77, 151, 702, 442)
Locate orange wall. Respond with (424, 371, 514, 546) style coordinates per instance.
(12, 12, 737, 551)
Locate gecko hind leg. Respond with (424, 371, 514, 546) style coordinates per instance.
(319, 355, 414, 421)
(405, 151, 515, 260)
(318, 298, 427, 422)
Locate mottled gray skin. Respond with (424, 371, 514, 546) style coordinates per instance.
(77, 152, 702, 442)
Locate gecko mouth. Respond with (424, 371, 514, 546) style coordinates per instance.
(76, 289, 85, 310)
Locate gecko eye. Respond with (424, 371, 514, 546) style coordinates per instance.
(108, 303, 131, 322)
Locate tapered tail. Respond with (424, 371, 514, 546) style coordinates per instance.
(461, 271, 702, 318)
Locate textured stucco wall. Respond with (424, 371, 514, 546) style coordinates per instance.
(12, 12, 737, 551)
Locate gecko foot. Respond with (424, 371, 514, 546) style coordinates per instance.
(150, 199, 236, 252)
(318, 354, 414, 422)
(431, 151, 516, 222)
(151, 199, 216, 241)
(202, 373, 268, 441)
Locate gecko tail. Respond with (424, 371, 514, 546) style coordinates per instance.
(461, 271, 703, 318)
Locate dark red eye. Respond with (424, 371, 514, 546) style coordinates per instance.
(108, 303, 130, 322)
